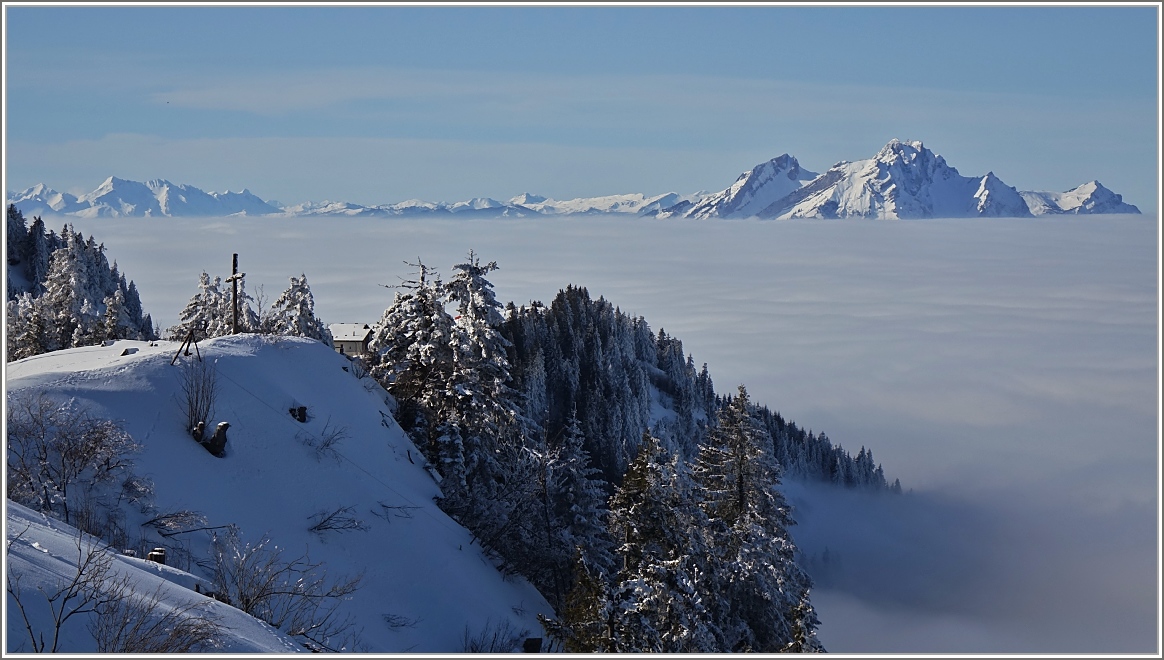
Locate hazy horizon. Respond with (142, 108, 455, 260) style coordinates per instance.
(4, 5, 1159, 212)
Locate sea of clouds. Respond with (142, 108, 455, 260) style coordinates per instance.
(56, 213, 1159, 653)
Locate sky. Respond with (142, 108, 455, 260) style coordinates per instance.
(2, 4, 1161, 211)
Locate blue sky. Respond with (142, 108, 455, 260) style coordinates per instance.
(4, 5, 1160, 210)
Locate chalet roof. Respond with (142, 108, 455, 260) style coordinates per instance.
(329, 323, 372, 342)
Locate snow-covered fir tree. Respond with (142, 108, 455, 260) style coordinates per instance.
(265, 273, 332, 345)
(442, 253, 531, 510)
(366, 259, 457, 461)
(606, 432, 719, 652)
(167, 269, 260, 340)
(540, 548, 614, 652)
(6, 218, 154, 359)
(694, 385, 823, 652)
(550, 410, 615, 575)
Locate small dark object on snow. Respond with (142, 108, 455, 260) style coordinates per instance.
(201, 422, 229, 457)
(146, 547, 166, 565)
(522, 637, 543, 653)
(120, 347, 138, 356)
(289, 406, 308, 423)
(191, 421, 205, 443)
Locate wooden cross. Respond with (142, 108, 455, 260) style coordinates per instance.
(225, 253, 245, 334)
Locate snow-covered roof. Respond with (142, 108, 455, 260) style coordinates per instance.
(328, 323, 371, 341)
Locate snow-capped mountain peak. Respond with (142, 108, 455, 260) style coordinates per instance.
(509, 192, 547, 206)
(1019, 180, 1141, 215)
(759, 139, 1033, 219)
(5, 150, 1140, 220)
(671, 153, 818, 219)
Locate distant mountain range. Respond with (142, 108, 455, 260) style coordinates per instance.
(7, 140, 1141, 219)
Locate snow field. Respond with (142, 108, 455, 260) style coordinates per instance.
(6, 335, 553, 653)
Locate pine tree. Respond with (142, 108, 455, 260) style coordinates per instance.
(101, 288, 129, 341)
(7, 204, 28, 271)
(540, 548, 613, 652)
(169, 271, 222, 340)
(6, 294, 46, 361)
(124, 280, 150, 338)
(550, 410, 614, 575)
(38, 233, 91, 350)
(266, 273, 332, 344)
(367, 259, 456, 450)
(23, 216, 51, 296)
(607, 433, 719, 652)
(693, 385, 822, 652)
(444, 251, 525, 439)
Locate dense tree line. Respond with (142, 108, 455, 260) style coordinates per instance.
(363, 254, 892, 651)
(6, 205, 155, 361)
(540, 388, 822, 652)
(501, 283, 896, 493)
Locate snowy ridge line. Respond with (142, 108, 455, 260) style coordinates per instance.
(198, 354, 465, 539)
(7, 143, 1142, 219)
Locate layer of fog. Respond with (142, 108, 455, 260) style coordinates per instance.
(58, 214, 1158, 652)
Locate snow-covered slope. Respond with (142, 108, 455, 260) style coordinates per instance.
(661, 154, 817, 219)
(1020, 180, 1141, 215)
(5, 500, 302, 653)
(4, 336, 553, 653)
(759, 140, 1032, 219)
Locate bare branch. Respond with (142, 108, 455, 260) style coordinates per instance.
(308, 506, 368, 537)
(90, 581, 224, 653)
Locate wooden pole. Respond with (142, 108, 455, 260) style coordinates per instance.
(231, 253, 239, 334)
(225, 253, 245, 334)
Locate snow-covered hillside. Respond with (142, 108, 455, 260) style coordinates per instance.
(5, 335, 553, 653)
(1019, 180, 1141, 215)
(6, 500, 302, 653)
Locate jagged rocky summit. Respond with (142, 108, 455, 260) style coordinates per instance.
(7, 140, 1140, 219)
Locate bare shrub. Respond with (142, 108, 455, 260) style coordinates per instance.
(370, 501, 420, 523)
(142, 509, 208, 535)
(209, 530, 364, 652)
(7, 533, 120, 653)
(298, 417, 348, 463)
(177, 358, 217, 433)
(6, 392, 141, 530)
(90, 583, 224, 653)
(461, 617, 529, 653)
(308, 506, 368, 537)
